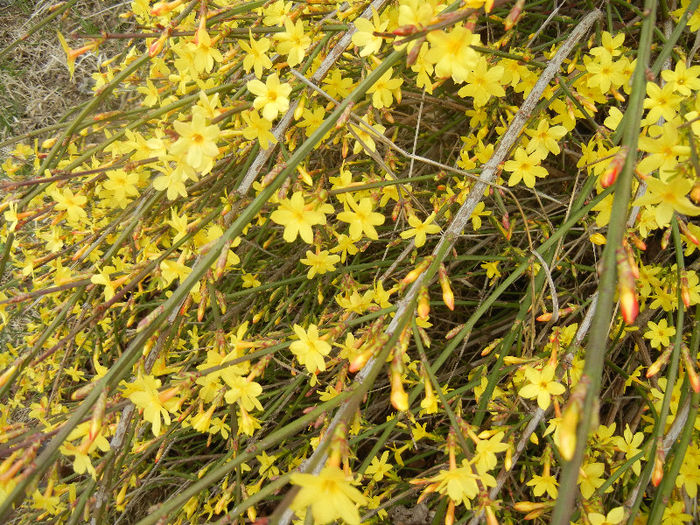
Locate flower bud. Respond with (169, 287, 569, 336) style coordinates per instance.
(558, 399, 579, 461)
(600, 146, 628, 188)
(438, 264, 455, 311)
(417, 286, 430, 320)
(149, 34, 168, 57)
(89, 390, 107, 443)
(390, 368, 409, 411)
(446, 324, 465, 340)
(150, 0, 184, 16)
(651, 443, 665, 487)
(393, 24, 417, 37)
(682, 344, 700, 393)
(681, 270, 691, 308)
(647, 346, 673, 378)
(504, 0, 525, 31)
(660, 227, 672, 250)
(678, 219, 700, 246)
(616, 247, 638, 324)
(401, 256, 433, 287)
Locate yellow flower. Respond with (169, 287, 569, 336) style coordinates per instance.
(348, 118, 386, 154)
(159, 259, 191, 287)
(366, 67, 403, 109)
(300, 250, 340, 279)
(661, 60, 700, 96)
(240, 31, 272, 78)
(126, 372, 179, 436)
(270, 191, 330, 244)
(337, 195, 385, 240)
(191, 27, 222, 74)
(53, 187, 88, 223)
(457, 57, 505, 107)
(504, 148, 547, 188)
(518, 364, 566, 410)
(365, 451, 392, 482)
(643, 82, 682, 124)
(644, 318, 676, 349)
(584, 50, 627, 94)
(223, 375, 263, 412)
(291, 465, 368, 525)
(274, 18, 310, 67)
(247, 73, 292, 121)
(525, 119, 568, 157)
(241, 109, 277, 150)
(587, 506, 624, 525)
(400, 212, 441, 247)
(426, 26, 480, 83)
(351, 8, 387, 57)
(289, 323, 332, 374)
(633, 176, 700, 228)
(171, 114, 220, 173)
(578, 461, 606, 499)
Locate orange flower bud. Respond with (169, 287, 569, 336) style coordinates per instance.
(438, 264, 455, 311)
(600, 146, 628, 188)
(681, 270, 691, 308)
(335, 102, 355, 129)
(464, 12, 479, 32)
(678, 219, 700, 246)
(417, 286, 430, 320)
(149, 34, 168, 57)
(417, 325, 431, 348)
(150, 0, 184, 16)
(691, 180, 700, 204)
(617, 247, 638, 325)
(390, 361, 409, 411)
(514, 501, 546, 513)
(647, 346, 673, 378)
(401, 256, 433, 287)
(660, 227, 672, 250)
(682, 344, 700, 393)
(446, 324, 465, 340)
(504, 0, 525, 31)
(628, 232, 647, 251)
(652, 444, 665, 487)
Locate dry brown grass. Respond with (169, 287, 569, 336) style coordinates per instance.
(0, 0, 132, 142)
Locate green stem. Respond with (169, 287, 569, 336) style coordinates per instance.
(550, 2, 657, 523)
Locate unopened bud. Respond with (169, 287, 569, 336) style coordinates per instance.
(647, 346, 673, 378)
(682, 344, 700, 393)
(600, 146, 628, 188)
(660, 227, 672, 250)
(681, 270, 691, 308)
(504, 0, 525, 31)
(401, 256, 433, 287)
(438, 264, 455, 311)
(445, 324, 465, 340)
(651, 443, 665, 487)
(89, 390, 107, 442)
(678, 219, 700, 246)
(150, 0, 184, 16)
(559, 399, 579, 461)
(616, 247, 638, 324)
(149, 34, 168, 57)
(390, 368, 409, 411)
(417, 286, 430, 320)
